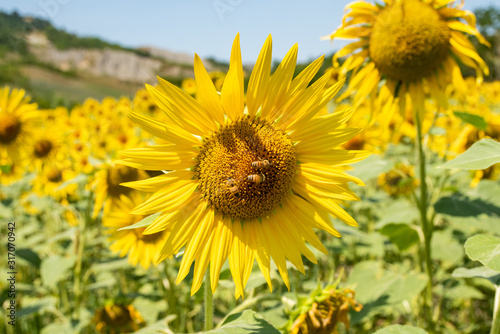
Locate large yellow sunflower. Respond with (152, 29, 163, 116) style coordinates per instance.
(117, 34, 369, 298)
(324, 0, 489, 117)
(103, 192, 170, 269)
(0, 86, 39, 162)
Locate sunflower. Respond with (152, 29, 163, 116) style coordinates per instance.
(181, 77, 197, 95)
(0, 86, 39, 162)
(324, 0, 489, 118)
(91, 163, 148, 218)
(117, 34, 369, 298)
(28, 127, 65, 171)
(93, 302, 144, 334)
(0, 159, 24, 186)
(103, 192, 170, 269)
(287, 284, 362, 334)
(32, 163, 79, 202)
(377, 163, 418, 196)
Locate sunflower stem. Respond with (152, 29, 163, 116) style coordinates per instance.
(415, 110, 434, 329)
(491, 287, 500, 334)
(204, 270, 214, 331)
(73, 191, 91, 319)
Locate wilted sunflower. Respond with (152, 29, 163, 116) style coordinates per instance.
(0, 87, 39, 161)
(324, 0, 489, 117)
(287, 283, 362, 334)
(117, 34, 369, 297)
(103, 192, 170, 269)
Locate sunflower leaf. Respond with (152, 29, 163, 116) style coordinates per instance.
(438, 139, 500, 170)
(452, 266, 500, 286)
(453, 111, 487, 130)
(465, 234, 500, 272)
(373, 324, 428, 334)
(207, 310, 280, 334)
(117, 212, 160, 231)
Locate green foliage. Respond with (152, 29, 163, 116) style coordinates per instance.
(439, 139, 500, 170)
(373, 325, 428, 334)
(465, 235, 500, 272)
(453, 111, 488, 131)
(207, 310, 280, 334)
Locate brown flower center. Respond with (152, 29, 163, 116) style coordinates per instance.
(369, 0, 450, 82)
(0, 113, 21, 144)
(106, 165, 139, 197)
(196, 116, 296, 220)
(34, 139, 54, 158)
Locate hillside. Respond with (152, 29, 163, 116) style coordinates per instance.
(0, 11, 226, 107)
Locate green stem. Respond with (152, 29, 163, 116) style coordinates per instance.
(415, 111, 434, 328)
(204, 270, 214, 331)
(73, 193, 91, 319)
(491, 287, 500, 334)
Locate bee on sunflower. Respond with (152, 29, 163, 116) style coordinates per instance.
(116, 34, 369, 298)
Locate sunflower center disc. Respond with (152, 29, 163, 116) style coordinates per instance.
(0, 113, 21, 144)
(34, 139, 54, 158)
(369, 0, 450, 82)
(107, 165, 138, 197)
(46, 167, 63, 183)
(196, 117, 296, 220)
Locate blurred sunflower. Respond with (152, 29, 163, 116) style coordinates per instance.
(103, 192, 169, 269)
(117, 34, 369, 297)
(0, 159, 24, 186)
(93, 302, 144, 334)
(92, 163, 148, 218)
(324, 0, 489, 116)
(181, 77, 197, 95)
(0, 87, 39, 161)
(377, 163, 418, 196)
(32, 163, 78, 202)
(28, 128, 65, 171)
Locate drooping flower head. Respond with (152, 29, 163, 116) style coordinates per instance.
(325, 0, 490, 119)
(286, 283, 363, 334)
(117, 34, 369, 298)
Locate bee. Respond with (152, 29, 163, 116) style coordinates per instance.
(228, 185, 240, 197)
(247, 174, 266, 183)
(251, 159, 271, 168)
(226, 178, 240, 197)
(226, 177, 235, 187)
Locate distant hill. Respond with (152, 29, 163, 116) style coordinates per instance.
(0, 10, 228, 107)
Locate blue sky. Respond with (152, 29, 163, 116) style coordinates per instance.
(1, 0, 497, 63)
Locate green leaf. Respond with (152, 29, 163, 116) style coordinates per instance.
(54, 173, 88, 191)
(348, 261, 427, 324)
(453, 111, 488, 130)
(439, 139, 500, 170)
(117, 212, 160, 231)
(40, 255, 75, 288)
(18, 297, 56, 318)
(431, 230, 465, 268)
(349, 154, 393, 181)
(465, 234, 500, 272)
(434, 194, 500, 219)
(379, 223, 419, 251)
(429, 126, 446, 136)
(376, 200, 419, 228)
(452, 266, 500, 286)
(16, 248, 42, 268)
(207, 310, 280, 334)
(374, 324, 428, 334)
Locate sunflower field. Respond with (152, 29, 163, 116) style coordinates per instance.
(1, 1, 500, 334)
